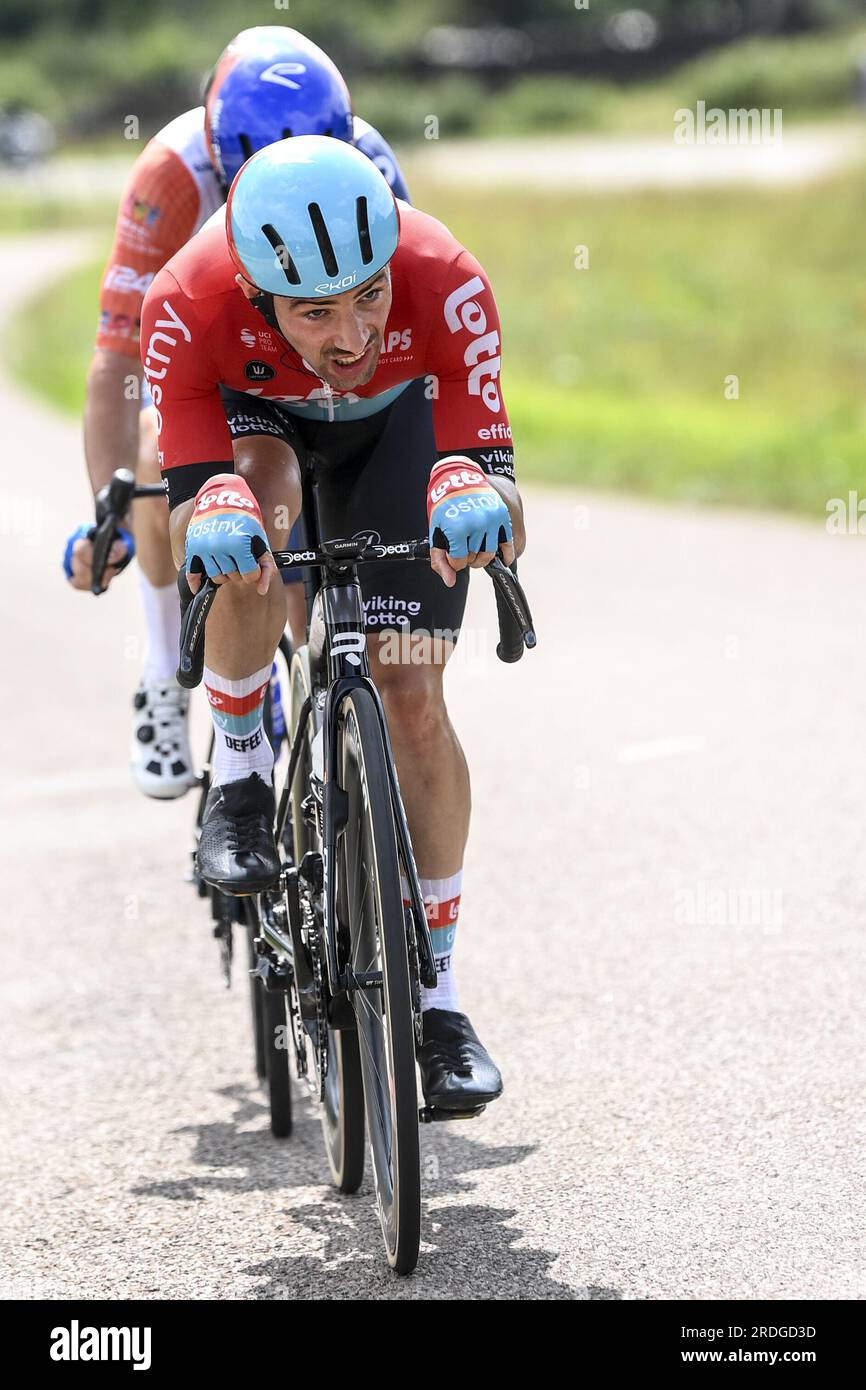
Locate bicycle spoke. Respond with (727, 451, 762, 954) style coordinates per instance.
(354, 1001, 393, 1166)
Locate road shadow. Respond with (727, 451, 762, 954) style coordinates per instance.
(131, 1081, 623, 1299)
(130, 1081, 332, 1203)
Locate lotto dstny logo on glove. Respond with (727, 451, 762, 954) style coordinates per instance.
(185, 476, 269, 578)
(426, 458, 512, 559)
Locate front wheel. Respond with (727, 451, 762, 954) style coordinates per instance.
(322, 1027, 365, 1192)
(337, 686, 420, 1274)
(289, 647, 366, 1187)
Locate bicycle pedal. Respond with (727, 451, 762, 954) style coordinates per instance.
(418, 1104, 487, 1124)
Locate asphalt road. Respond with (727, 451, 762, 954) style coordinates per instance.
(1, 235, 864, 1300)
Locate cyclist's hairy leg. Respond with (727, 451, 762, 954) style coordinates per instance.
(368, 633, 469, 877)
(133, 406, 176, 586)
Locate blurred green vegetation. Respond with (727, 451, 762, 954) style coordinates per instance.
(0, 191, 117, 233)
(1, 1, 865, 140)
(664, 23, 866, 114)
(9, 250, 108, 412)
(6, 167, 866, 515)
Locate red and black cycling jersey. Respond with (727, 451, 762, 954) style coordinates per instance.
(139, 201, 515, 508)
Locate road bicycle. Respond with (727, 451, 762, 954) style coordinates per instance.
(95, 461, 536, 1273)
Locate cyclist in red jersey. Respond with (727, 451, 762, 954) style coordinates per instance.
(140, 137, 526, 1111)
(63, 25, 409, 801)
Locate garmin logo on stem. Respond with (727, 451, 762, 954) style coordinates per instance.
(50, 1321, 152, 1371)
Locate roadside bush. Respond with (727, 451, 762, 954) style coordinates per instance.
(674, 26, 865, 113)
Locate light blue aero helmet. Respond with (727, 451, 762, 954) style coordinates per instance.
(226, 134, 400, 300)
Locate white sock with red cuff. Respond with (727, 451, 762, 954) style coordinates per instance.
(203, 663, 274, 787)
(402, 870, 462, 1013)
(138, 573, 182, 684)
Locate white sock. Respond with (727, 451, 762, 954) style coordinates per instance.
(403, 870, 462, 1013)
(203, 663, 274, 787)
(138, 573, 182, 684)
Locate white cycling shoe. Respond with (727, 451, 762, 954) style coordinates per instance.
(130, 680, 197, 799)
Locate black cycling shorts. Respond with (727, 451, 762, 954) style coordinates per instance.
(220, 379, 469, 645)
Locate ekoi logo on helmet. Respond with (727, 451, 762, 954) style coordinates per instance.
(314, 272, 358, 295)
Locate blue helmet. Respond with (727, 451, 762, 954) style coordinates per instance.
(205, 27, 354, 188)
(227, 135, 400, 298)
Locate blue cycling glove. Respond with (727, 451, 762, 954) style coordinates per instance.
(185, 476, 269, 579)
(62, 522, 135, 580)
(427, 458, 512, 559)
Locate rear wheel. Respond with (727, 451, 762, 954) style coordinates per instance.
(263, 987, 292, 1138)
(289, 649, 364, 1190)
(246, 919, 267, 1082)
(337, 686, 420, 1274)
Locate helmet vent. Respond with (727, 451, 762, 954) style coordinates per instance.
(356, 196, 373, 265)
(260, 223, 302, 286)
(307, 203, 339, 277)
(238, 133, 255, 161)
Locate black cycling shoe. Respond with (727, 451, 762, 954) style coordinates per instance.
(417, 1008, 503, 1113)
(197, 772, 280, 896)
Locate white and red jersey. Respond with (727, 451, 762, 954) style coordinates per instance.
(139, 203, 515, 503)
(96, 108, 222, 358)
(96, 107, 410, 360)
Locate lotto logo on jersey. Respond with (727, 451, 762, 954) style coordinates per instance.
(443, 275, 501, 412)
(103, 265, 155, 295)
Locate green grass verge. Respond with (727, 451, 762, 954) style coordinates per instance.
(0, 193, 116, 234)
(8, 246, 110, 412)
(5, 168, 866, 517)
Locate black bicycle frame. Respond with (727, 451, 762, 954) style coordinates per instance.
(278, 551, 438, 994)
